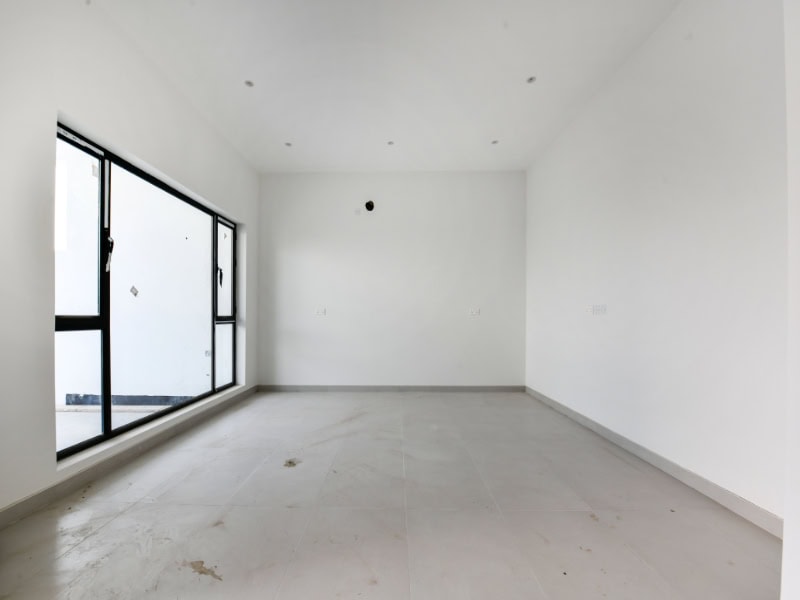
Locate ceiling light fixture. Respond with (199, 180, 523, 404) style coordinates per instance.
(244, 80, 254, 87)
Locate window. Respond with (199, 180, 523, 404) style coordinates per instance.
(54, 125, 237, 458)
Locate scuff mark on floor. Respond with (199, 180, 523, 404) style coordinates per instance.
(185, 560, 223, 581)
(284, 458, 301, 468)
(335, 410, 368, 426)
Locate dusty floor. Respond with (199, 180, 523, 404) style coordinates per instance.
(0, 391, 782, 599)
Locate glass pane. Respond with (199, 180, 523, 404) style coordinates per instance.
(55, 139, 100, 315)
(217, 223, 234, 316)
(215, 323, 234, 388)
(55, 330, 102, 451)
(110, 165, 212, 430)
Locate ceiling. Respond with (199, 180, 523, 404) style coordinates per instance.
(94, 0, 679, 173)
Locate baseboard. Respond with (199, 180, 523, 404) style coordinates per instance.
(0, 386, 256, 531)
(526, 387, 783, 539)
(259, 385, 526, 393)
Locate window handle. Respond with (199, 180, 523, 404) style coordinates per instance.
(105, 236, 114, 272)
(218, 266, 223, 287)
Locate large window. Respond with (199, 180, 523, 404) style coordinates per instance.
(54, 125, 237, 458)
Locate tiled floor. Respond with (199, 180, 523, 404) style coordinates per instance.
(0, 391, 782, 599)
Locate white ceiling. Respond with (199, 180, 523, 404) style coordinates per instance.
(94, 0, 679, 173)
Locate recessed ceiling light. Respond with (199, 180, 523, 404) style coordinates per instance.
(244, 80, 254, 87)
(284, 142, 292, 147)
(527, 76, 537, 84)
(491, 140, 499, 145)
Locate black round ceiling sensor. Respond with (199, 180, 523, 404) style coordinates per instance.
(365, 200, 375, 212)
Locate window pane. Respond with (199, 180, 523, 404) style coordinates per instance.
(55, 330, 102, 451)
(110, 165, 212, 430)
(217, 223, 234, 316)
(215, 323, 234, 388)
(55, 139, 100, 315)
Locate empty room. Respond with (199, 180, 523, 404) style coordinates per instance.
(1, 0, 799, 598)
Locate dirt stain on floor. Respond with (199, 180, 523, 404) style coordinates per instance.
(284, 458, 301, 468)
(185, 560, 223, 581)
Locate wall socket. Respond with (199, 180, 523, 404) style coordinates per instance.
(587, 304, 607, 316)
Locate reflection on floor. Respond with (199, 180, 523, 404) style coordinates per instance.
(4, 392, 782, 599)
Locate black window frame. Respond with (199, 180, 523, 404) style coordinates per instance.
(213, 219, 237, 389)
(55, 124, 237, 460)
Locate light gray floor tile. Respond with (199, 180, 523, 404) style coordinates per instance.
(150, 506, 311, 600)
(544, 445, 720, 511)
(600, 508, 782, 600)
(403, 439, 496, 510)
(228, 440, 341, 508)
(152, 446, 269, 505)
(468, 442, 592, 511)
(279, 508, 409, 600)
(318, 438, 405, 509)
(0, 500, 131, 597)
(505, 510, 679, 599)
(406, 509, 548, 600)
(0, 391, 782, 599)
(9, 503, 222, 599)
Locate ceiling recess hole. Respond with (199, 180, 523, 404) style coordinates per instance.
(387, 141, 394, 146)
(365, 200, 375, 212)
(527, 76, 536, 84)
(491, 140, 499, 145)
(285, 142, 292, 147)
(244, 80, 254, 87)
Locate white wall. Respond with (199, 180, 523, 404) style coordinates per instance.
(0, 0, 260, 512)
(782, 0, 800, 593)
(260, 172, 525, 386)
(526, 0, 787, 517)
